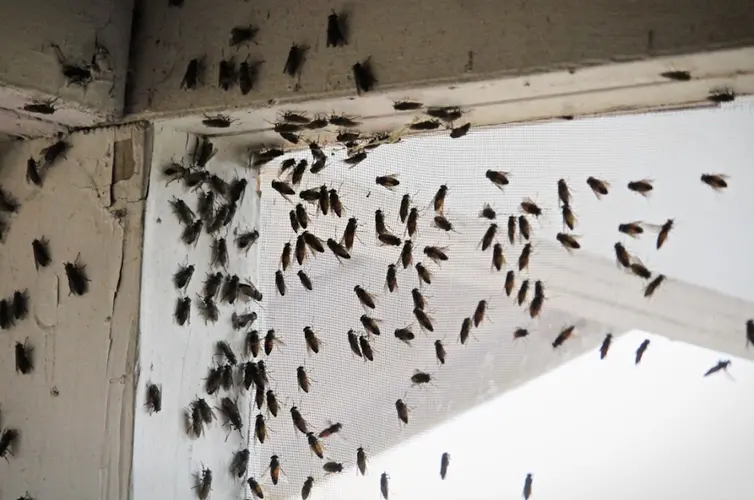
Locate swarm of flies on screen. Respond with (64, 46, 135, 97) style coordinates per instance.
(154, 113, 752, 500)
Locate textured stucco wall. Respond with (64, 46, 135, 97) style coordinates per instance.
(0, 124, 148, 500)
(126, 0, 754, 116)
(0, 0, 134, 139)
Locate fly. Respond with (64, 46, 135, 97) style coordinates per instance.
(435, 340, 446, 364)
(283, 43, 306, 77)
(424, 245, 448, 265)
(327, 238, 351, 261)
(529, 294, 543, 318)
(304, 327, 321, 354)
(303, 231, 325, 253)
(416, 263, 432, 285)
(459, 317, 472, 344)
(329, 189, 343, 217)
(412, 288, 428, 310)
(411, 370, 432, 386)
(248, 477, 264, 499)
(291, 208, 303, 231)
(378, 232, 402, 246)
(355, 285, 376, 309)
(360, 335, 375, 361)
(376, 174, 400, 190)
(410, 119, 441, 130)
(319, 422, 343, 438)
(270, 455, 283, 485)
(450, 122, 471, 138)
(323, 461, 344, 474)
(348, 329, 363, 357)
(440, 453, 450, 479)
(517, 279, 530, 306)
(297, 366, 311, 392)
(473, 300, 488, 327)
(181, 57, 202, 89)
(485, 170, 510, 189)
(552, 325, 575, 348)
(344, 150, 367, 166)
(307, 432, 325, 458)
(218, 57, 236, 90)
(507, 215, 516, 244)
(296, 204, 309, 229)
(523, 473, 533, 500)
(619, 221, 644, 238)
(386, 264, 398, 292)
(630, 262, 652, 280)
(353, 57, 376, 94)
(599, 333, 613, 359)
(291, 159, 308, 185)
(492, 243, 505, 271)
(275, 270, 286, 296)
(479, 204, 496, 220)
(520, 198, 542, 218)
(291, 406, 309, 434)
(24, 98, 58, 115)
(298, 270, 313, 290)
(614, 242, 631, 268)
(264, 329, 284, 356)
(26, 158, 43, 186)
(238, 58, 263, 95)
(271, 180, 295, 200)
(644, 274, 666, 297)
(556, 232, 580, 251)
(557, 179, 572, 206)
(395, 326, 415, 346)
(518, 243, 531, 271)
(513, 328, 530, 340)
(425, 106, 463, 121)
(657, 219, 673, 249)
(299, 187, 321, 203)
(361, 314, 382, 336)
(393, 100, 423, 110)
(400, 240, 414, 268)
(586, 176, 610, 198)
(481, 223, 497, 251)
(635, 339, 650, 365)
(707, 89, 735, 103)
(395, 399, 409, 424)
(329, 114, 361, 127)
(627, 179, 654, 197)
(433, 215, 455, 232)
(700, 173, 728, 191)
(407, 207, 419, 237)
(342, 217, 358, 250)
(381, 473, 390, 500)
(326, 10, 347, 47)
(518, 215, 531, 241)
(704, 359, 732, 377)
(302, 476, 314, 499)
(280, 243, 292, 271)
(229, 25, 258, 46)
(357, 447, 368, 475)
(504, 270, 515, 297)
(414, 307, 434, 332)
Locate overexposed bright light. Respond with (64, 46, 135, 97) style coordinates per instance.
(313, 330, 754, 500)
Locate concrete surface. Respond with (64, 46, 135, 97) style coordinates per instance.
(127, 0, 754, 117)
(0, 0, 134, 139)
(0, 125, 148, 500)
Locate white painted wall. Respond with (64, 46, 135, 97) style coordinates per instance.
(134, 100, 754, 500)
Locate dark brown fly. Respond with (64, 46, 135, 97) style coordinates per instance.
(354, 285, 376, 309)
(231, 449, 250, 478)
(552, 325, 575, 348)
(395, 399, 409, 424)
(329, 189, 343, 217)
(266, 389, 280, 417)
(700, 173, 728, 191)
(298, 270, 313, 290)
(232, 312, 256, 332)
(410, 119, 441, 130)
(433, 185, 448, 214)
(283, 43, 306, 77)
(481, 223, 497, 251)
(357, 447, 368, 475)
(472, 300, 488, 327)
(326, 11, 347, 47)
(618, 221, 643, 238)
(407, 208, 419, 237)
(427, 106, 462, 121)
(330, 114, 361, 127)
(586, 176, 610, 198)
(411, 370, 432, 386)
(517, 279, 530, 306)
(361, 314, 382, 336)
(248, 477, 264, 499)
(64, 255, 89, 296)
(627, 179, 654, 197)
(424, 245, 448, 264)
(395, 326, 415, 346)
(557, 179, 571, 206)
(635, 339, 650, 364)
(381, 473, 389, 500)
(704, 359, 731, 377)
(323, 461, 344, 474)
(614, 242, 631, 268)
(518, 244, 531, 271)
(435, 340, 446, 364)
(297, 366, 311, 392)
(375, 209, 387, 235)
(378, 232, 402, 246)
(529, 294, 543, 318)
(507, 215, 516, 245)
(291, 160, 308, 185)
(239, 59, 263, 95)
(504, 270, 515, 297)
(26, 157, 43, 186)
(327, 238, 351, 261)
(359, 335, 375, 361)
(264, 329, 282, 356)
(657, 219, 674, 249)
(513, 328, 530, 340)
(348, 329, 363, 357)
(275, 270, 286, 296)
(376, 174, 400, 189)
(399, 194, 411, 223)
(196, 467, 212, 500)
(630, 262, 652, 280)
(295, 235, 308, 265)
(399, 240, 414, 268)
(556, 233, 580, 251)
(272, 180, 295, 199)
(304, 327, 321, 354)
(302, 476, 314, 499)
(599, 333, 613, 359)
(342, 217, 358, 250)
(307, 432, 325, 458)
(295, 204, 309, 230)
(450, 123, 471, 138)
(416, 263, 432, 285)
(174, 297, 191, 326)
(480, 204, 496, 220)
(203, 114, 234, 128)
(411, 288, 428, 310)
(303, 231, 325, 253)
(707, 90, 735, 103)
(344, 151, 367, 166)
(393, 100, 423, 110)
(486, 170, 510, 189)
(319, 422, 343, 438)
(414, 307, 434, 332)
(353, 57, 376, 94)
(459, 317, 472, 344)
(518, 215, 531, 241)
(520, 199, 542, 218)
(440, 452, 450, 479)
(229, 25, 258, 46)
(15, 339, 33, 374)
(291, 406, 308, 434)
(269, 455, 283, 485)
(644, 274, 666, 297)
(386, 264, 398, 292)
(32, 237, 51, 269)
(492, 243, 505, 271)
(433, 215, 455, 232)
